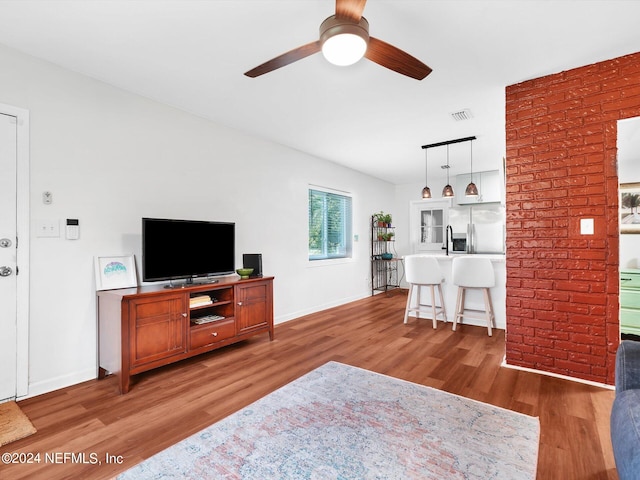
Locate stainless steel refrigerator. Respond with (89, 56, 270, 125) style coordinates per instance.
(448, 203, 505, 254)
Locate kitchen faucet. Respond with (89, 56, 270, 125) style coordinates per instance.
(443, 225, 453, 256)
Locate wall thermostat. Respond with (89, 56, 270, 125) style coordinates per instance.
(66, 219, 79, 240)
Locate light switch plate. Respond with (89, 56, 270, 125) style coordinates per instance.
(36, 220, 60, 238)
(580, 218, 594, 235)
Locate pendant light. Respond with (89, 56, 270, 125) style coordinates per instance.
(465, 138, 479, 197)
(421, 148, 432, 198)
(442, 144, 454, 197)
(421, 136, 476, 199)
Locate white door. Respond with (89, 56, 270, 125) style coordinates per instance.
(0, 113, 18, 400)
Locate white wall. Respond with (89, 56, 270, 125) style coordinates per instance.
(0, 44, 395, 397)
(394, 181, 427, 260)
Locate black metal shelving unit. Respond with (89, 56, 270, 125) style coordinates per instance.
(371, 215, 402, 295)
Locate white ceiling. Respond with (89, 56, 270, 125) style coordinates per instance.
(0, 0, 639, 184)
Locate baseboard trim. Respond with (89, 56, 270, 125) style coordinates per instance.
(21, 368, 97, 399)
(275, 291, 370, 325)
(501, 357, 614, 390)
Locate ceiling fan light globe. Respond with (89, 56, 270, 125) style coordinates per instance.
(322, 33, 367, 66)
(319, 16, 369, 67)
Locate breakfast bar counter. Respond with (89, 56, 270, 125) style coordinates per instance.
(403, 253, 506, 330)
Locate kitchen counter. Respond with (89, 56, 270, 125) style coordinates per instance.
(403, 253, 506, 330)
(416, 253, 505, 261)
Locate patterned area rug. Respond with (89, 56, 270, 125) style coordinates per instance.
(0, 401, 37, 446)
(118, 362, 539, 479)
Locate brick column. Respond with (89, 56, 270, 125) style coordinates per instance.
(505, 52, 640, 384)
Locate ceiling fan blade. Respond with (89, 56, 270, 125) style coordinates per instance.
(365, 37, 432, 80)
(335, 0, 367, 22)
(244, 40, 321, 78)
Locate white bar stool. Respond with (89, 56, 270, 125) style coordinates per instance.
(451, 256, 495, 336)
(403, 255, 447, 328)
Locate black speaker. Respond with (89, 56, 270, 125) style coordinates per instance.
(242, 253, 263, 277)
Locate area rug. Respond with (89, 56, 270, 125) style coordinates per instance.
(118, 362, 539, 479)
(0, 401, 37, 446)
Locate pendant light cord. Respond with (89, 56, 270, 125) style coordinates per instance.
(470, 140, 473, 182)
(425, 149, 428, 183)
(446, 144, 450, 184)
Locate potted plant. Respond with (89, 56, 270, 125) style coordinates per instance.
(374, 211, 386, 227)
(383, 213, 392, 227)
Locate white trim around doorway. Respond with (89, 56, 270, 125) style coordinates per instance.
(0, 102, 30, 398)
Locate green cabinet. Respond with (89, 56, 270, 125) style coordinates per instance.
(621, 269, 640, 335)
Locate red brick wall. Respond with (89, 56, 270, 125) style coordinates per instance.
(505, 52, 640, 384)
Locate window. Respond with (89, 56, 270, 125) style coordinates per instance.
(410, 199, 450, 252)
(308, 188, 352, 261)
(420, 208, 444, 244)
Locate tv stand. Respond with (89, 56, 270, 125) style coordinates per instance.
(97, 276, 274, 393)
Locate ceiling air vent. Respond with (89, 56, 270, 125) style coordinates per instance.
(450, 109, 473, 121)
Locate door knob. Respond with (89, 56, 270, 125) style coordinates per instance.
(0, 266, 13, 277)
(0, 238, 11, 248)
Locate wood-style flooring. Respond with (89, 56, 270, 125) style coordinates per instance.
(0, 289, 617, 479)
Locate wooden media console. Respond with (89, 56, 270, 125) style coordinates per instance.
(97, 276, 274, 393)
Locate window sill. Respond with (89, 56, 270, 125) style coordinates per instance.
(307, 257, 354, 268)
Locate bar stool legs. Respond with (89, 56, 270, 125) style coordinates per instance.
(404, 282, 447, 328)
(452, 285, 495, 336)
(403, 255, 447, 328)
(451, 256, 496, 336)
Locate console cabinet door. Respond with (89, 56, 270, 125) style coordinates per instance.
(128, 294, 187, 368)
(236, 281, 272, 334)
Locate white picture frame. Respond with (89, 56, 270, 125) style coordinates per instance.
(95, 254, 138, 291)
(621, 182, 640, 234)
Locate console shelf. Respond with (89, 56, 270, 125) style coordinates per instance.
(190, 300, 231, 310)
(97, 276, 274, 393)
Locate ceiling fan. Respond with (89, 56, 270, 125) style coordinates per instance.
(244, 0, 432, 80)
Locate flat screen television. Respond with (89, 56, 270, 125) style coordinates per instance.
(142, 217, 235, 286)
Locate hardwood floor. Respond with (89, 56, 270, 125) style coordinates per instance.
(1, 290, 617, 479)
